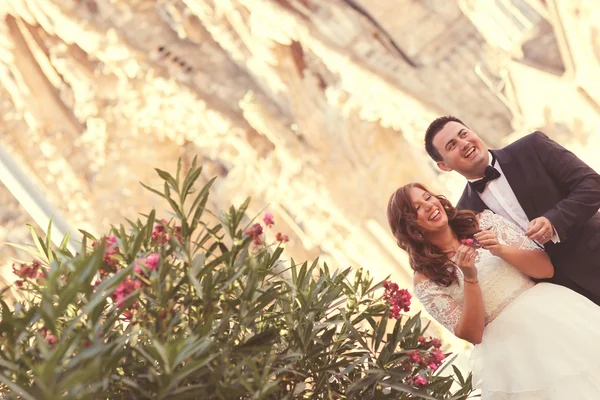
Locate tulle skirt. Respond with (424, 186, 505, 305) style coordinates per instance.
(471, 283, 600, 399)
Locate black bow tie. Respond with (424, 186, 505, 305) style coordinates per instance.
(470, 165, 501, 193)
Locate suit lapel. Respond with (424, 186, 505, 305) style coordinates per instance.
(491, 149, 538, 220)
(461, 184, 488, 213)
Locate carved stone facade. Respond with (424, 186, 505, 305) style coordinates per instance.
(1, 0, 599, 347)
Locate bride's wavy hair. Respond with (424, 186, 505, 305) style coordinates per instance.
(387, 183, 479, 286)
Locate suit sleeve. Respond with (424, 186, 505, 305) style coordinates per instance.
(532, 131, 600, 240)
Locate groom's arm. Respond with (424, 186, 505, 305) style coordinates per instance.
(531, 131, 600, 240)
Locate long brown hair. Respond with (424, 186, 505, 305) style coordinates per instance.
(387, 183, 479, 286)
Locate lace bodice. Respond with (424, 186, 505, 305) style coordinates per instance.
(414, 211, 539, 332)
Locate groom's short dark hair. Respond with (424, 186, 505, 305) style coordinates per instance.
(424, 116, 467, 161)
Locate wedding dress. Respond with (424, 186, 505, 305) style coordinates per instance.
(415, 210, 600, 399)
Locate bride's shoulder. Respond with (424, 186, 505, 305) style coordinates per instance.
(413, 273, 448, 297)
(413, 272, 428, 286)
(413, 272, 438, 293)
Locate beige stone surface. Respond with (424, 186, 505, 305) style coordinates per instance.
(0, 0, 599, 349)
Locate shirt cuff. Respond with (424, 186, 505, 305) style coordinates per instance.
(551, 227, 560, 243)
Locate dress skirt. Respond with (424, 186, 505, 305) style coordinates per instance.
(471, 283, 600, 399)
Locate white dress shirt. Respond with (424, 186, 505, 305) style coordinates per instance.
(468, 152, 559, 243)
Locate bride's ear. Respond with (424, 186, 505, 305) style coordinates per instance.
(436, 161, 453, 172)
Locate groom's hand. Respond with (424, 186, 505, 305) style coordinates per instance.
(526, 217, 553, 244)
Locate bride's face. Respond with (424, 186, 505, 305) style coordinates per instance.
(409, 187, 448, 233)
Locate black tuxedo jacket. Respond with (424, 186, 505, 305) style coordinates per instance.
(457, 131, 600, 304)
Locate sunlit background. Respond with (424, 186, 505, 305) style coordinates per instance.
(1, 0, 600, 368)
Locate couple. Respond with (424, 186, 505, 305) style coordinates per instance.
(387, 116, 600, 399)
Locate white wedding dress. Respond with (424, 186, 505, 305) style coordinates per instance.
(415, 210, 600, 399)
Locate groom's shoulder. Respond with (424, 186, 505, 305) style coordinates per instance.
(502, 131, 550, 151)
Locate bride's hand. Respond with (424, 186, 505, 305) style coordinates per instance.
(474, 229, 505, 257)
(454, 244, 478, 280)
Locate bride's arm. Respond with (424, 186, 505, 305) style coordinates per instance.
(452, 244, 486, 344)
(414, 244, 486, 345)
(455, 280, 485, 344)
(491, 244, 553, 279)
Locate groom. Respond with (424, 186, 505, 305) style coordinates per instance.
(424, 116, 600, 305)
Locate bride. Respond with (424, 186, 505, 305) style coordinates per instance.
(387, 182, 600, 399)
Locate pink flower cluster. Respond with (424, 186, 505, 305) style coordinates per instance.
(92, 235, 120, 274)
(40, 327, 57, 347)
(263, 212, 274, 228)
(111, 276, 142, 309)
(151, 219, 183, 245)
(276, 232, 289, 243)
(383, 281, 411, 319)
(418, 335, 443, 349)
(245, 223, 264, 245)
(152, 220, 169, 244)
(13, 260, 44, 287)
(103, 235, 119, 267)
(134, 253, 160, 274)
(244, 212, 290, 246)
(413, 375, 428, 387)
(406, 347, 447, 372)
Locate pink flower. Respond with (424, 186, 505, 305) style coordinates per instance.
(432, 349, 446, 363)
(413, 376, 428, 387)
(428, 362, 438, 370)
(144, 253, 159, 270)
(418, 336, 427, 344)
(408, 350, 421, 363)
(12, 260, 43, 280)
(383, 281, 411, 318)
(245, 223, 264, 245)
(431, 338, 442, 348)
(461, 237, 481, 248)
(152, 220, 170, 244)
(263, 213, 275, 227)
(106, 235, 117, 245)
(104, 236, 118, 256)
(135, 253, 160, 273)
(112, 277, 142, 308)
(276, 232, 289, 243)
(46, 335, 57, 346)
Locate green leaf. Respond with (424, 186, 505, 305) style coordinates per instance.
(452, 364, 465, 385)
(45, 217, 54, 263)
(27, 224, 49, 264)
(382, 382, 441, 399)
(58, 231, 71, 252)
(181, 164, 202, 203)
(140, 181, 166, 199)
(164, 181, 182, 217)
(155, 168, 178, 191)
(373, 307, 390, 352)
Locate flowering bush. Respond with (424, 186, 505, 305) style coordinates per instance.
(0, 159, 473, 399)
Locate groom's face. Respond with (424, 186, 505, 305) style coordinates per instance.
(432, 121, 489, 179)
